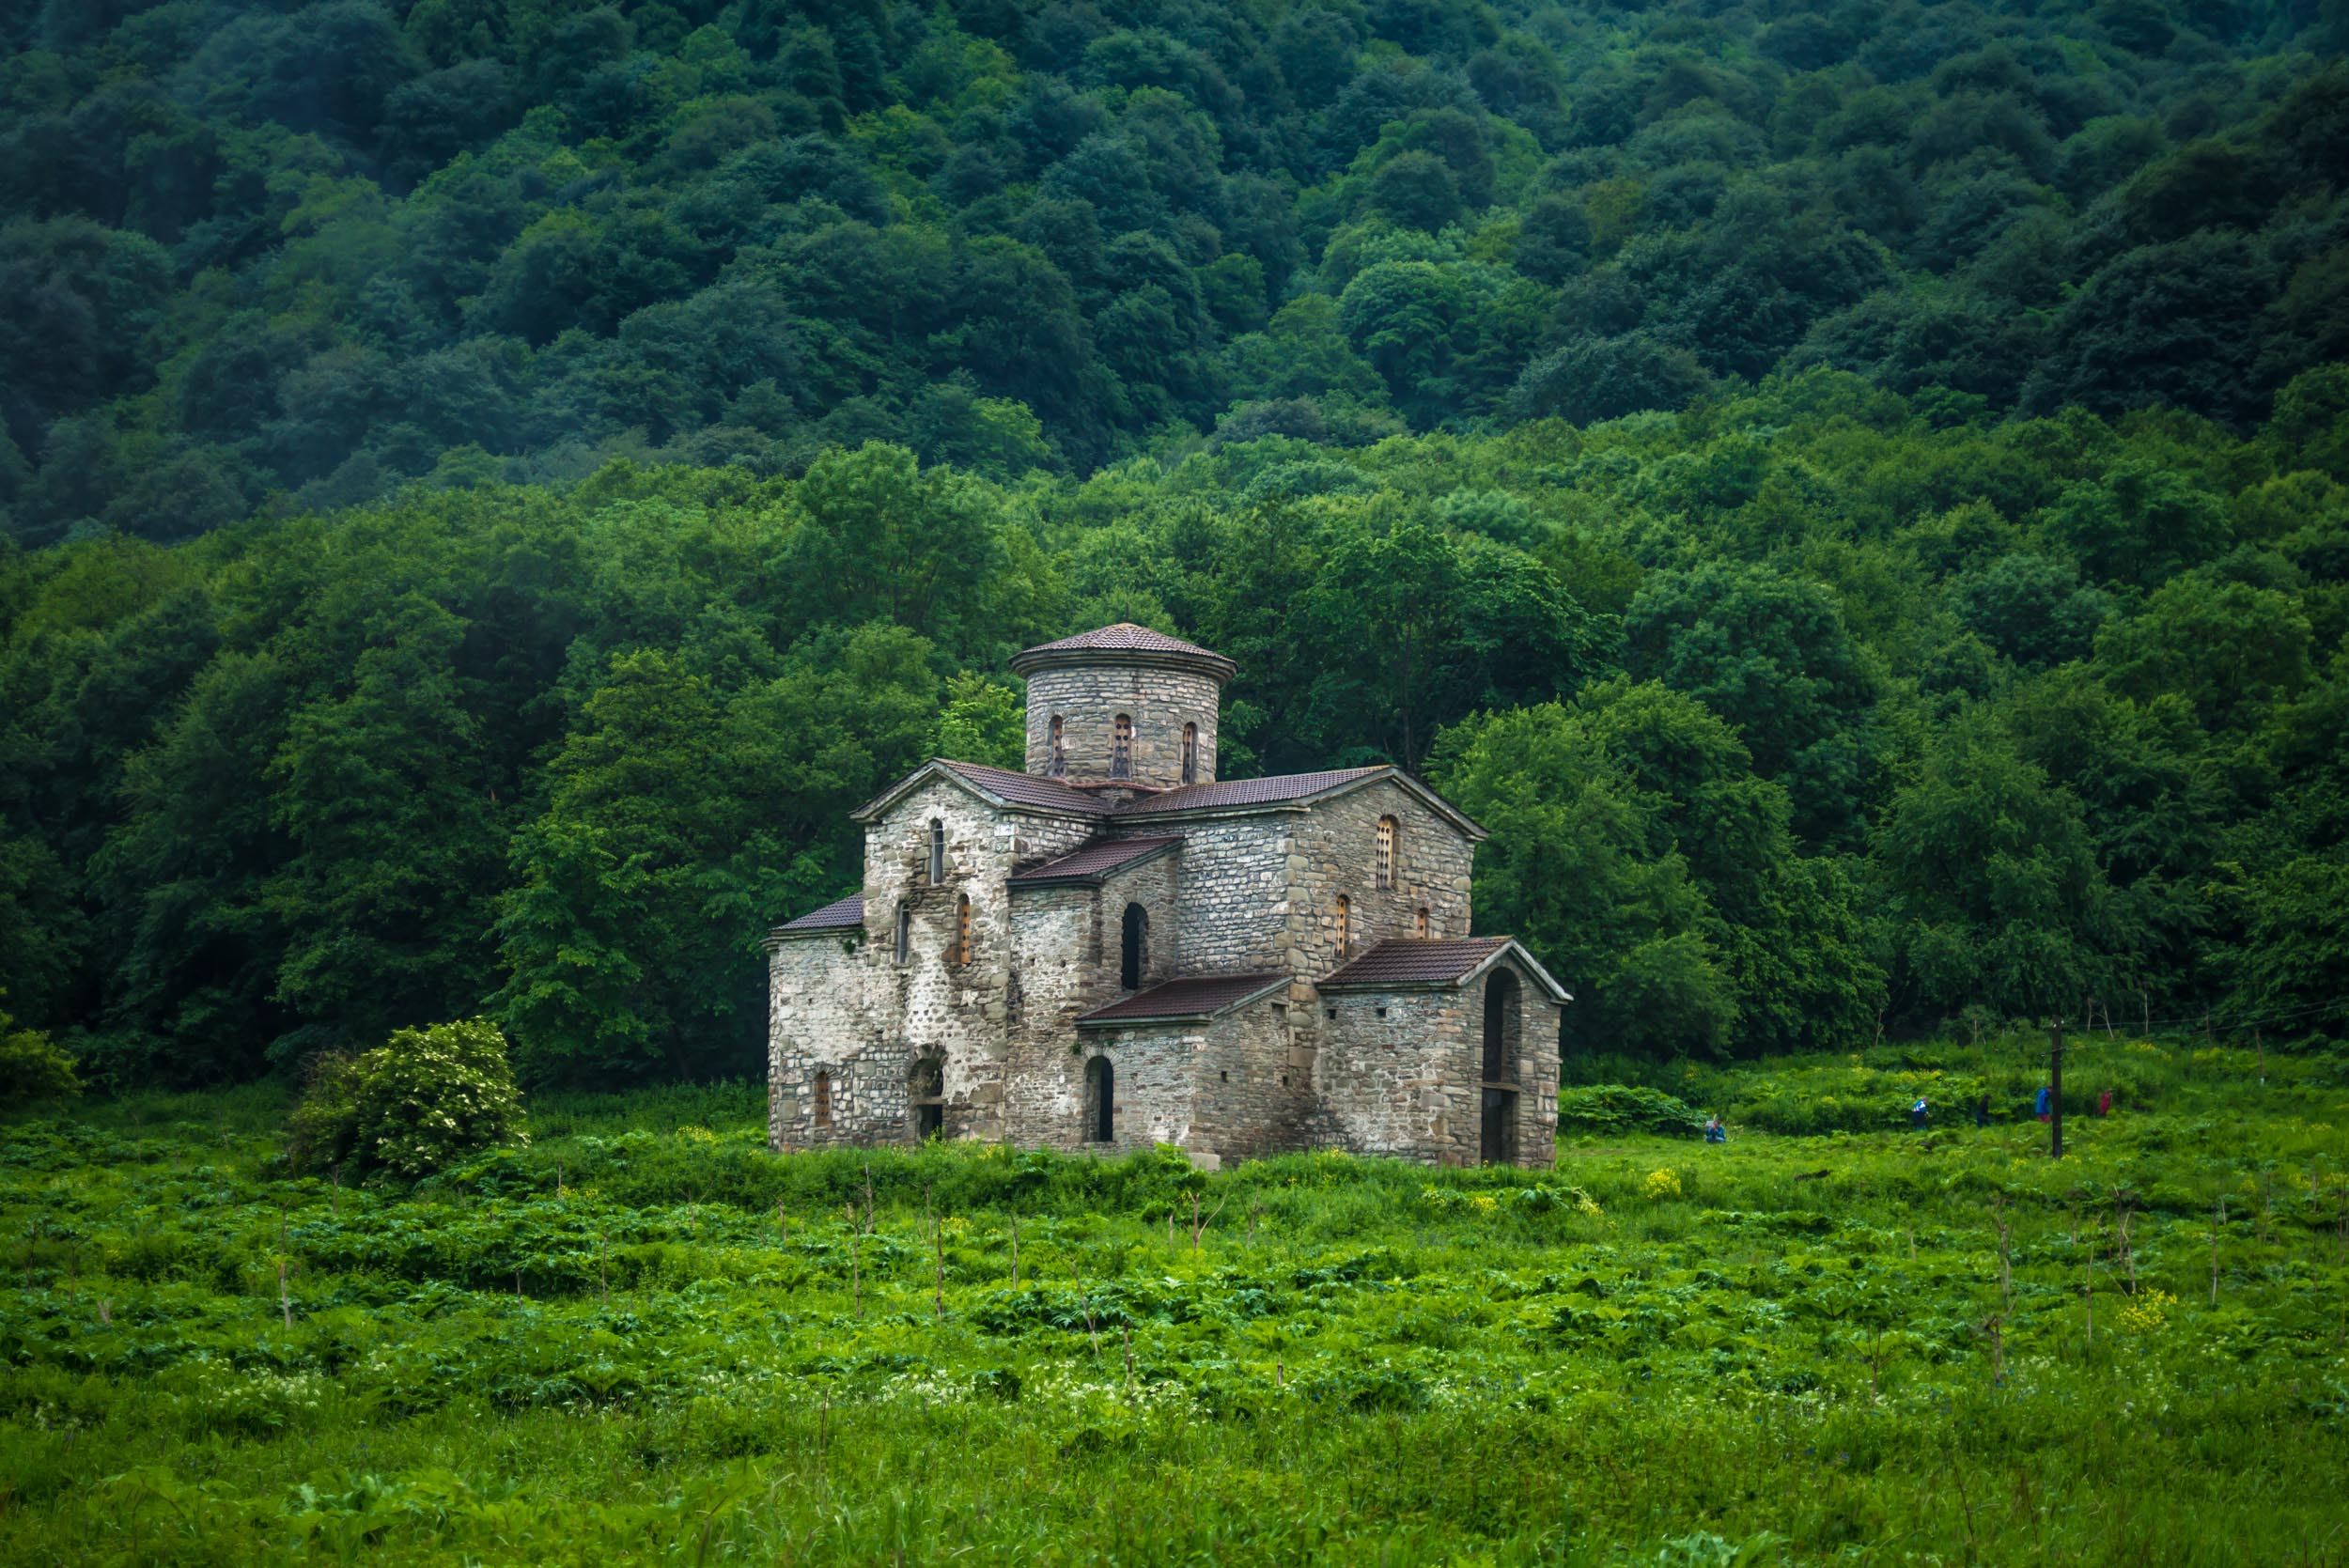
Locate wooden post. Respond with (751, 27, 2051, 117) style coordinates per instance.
(2049, 1018, 2065, 1161)
(2210, 1196, 2224, 1307)
(277, 1213, 291, 1329)
(846, 1202, 861, 1317)
(1009, 1213, 1019, 1287)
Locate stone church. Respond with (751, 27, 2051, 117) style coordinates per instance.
(764, 624, 1568, 1168)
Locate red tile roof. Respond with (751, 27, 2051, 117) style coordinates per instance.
(1009, 835, 1181, 886)
(775, 893, 864, 934)
(940, 760, 1111, 815)
(1010, 623, 1237, 680)
(1020, 623, 1223, 659)
(1112, 766, 1388, 815)
(1318, 938, 1511, 988)
(1076, 971, 1289, 1025)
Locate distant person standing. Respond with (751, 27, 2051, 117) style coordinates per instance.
(1974, 1094, 1990, 1129)
(1910, 1096, 1929, 1129)
(2035, 1084, 2053, 1123)
(2097, 1088, 2113, 1117)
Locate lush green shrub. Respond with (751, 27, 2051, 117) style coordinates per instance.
(1556, 1084, 1706, 1138)
(289, 1019, 526, 1178)
(0, 1003, 80, 1107)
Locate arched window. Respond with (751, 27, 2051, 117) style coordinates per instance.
(1416, 906, 1430, 939)
(1120, 902, 1148, 990)
(1048, 714, 1066, 776)
(1376, 816, 1397, 890)
(1180, 722, 1198, 784)
(1111, 714, 1133, 779)
(1084, 1055, 1113, 1142)
(1334, 893, 1350, 955)
(928, 818, 945, 883)
(812, 1070, 833, 1128)
(955, 893, 972, 967)
(894, 904, 910, 964)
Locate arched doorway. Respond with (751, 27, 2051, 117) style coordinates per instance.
(1120, 902, 1148, 990)
(910, 1056, 944, 1141)
(1480, 970, 1521, 1164)
(1084, 1056, 1114, 1143)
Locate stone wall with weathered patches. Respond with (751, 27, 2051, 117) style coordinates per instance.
(1058, 1019, 1203, 1154)
(1286, 780, 1477, 978)
(1183, 990, 1319, 1165)
(768, 775, 1099, 1151)
(1311, 986, 1478, 1165)
(1022, 663, 1221, 788)
(1309, 957, 1562, 1168)
(1147, 814, 1293, 974)
(999, 846, 1184, 1149)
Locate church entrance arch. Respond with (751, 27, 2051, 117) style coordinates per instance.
(1480, 970, 1521, 1164)
(910, 1055, 944, 1141)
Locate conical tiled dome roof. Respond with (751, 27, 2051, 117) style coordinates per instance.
(1009, 623, 1236, 680)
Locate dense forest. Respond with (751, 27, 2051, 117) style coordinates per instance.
(2, 0, 2346, 1087)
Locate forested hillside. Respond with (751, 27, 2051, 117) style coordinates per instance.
(5, 0, 2346, 536)
(3, 0, 2347, 1088)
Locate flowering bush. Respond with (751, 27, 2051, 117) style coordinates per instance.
(2119, 1290, 2177, 1333)
(1645, 1168, 1684, 1201)
(289, 1018, 527, 1179)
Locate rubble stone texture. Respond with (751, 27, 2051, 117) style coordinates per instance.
(768, 626, 1565, 1167)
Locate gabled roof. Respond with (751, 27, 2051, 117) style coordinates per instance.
(1318, 938, 1572, 1001)
(1009, 623, 1237, 683)
(849, 759, 1485, 840)
(1076, 971, 1290, 1026)
(1112, 764, 1486, 840)
(1009, 835, 1181, 888)
(768, 893, 864, 942)
(853, 758, 1109, 823)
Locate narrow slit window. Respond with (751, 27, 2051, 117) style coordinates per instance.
(1048, 715, 1066, 776)
(894, 904, 910, 964)
(1416, 906, 1430, 939)
(812, 1071, 832, 1128)
(1111, 714, 1133, 779)
(1180, 722, 1198, 784)
(1334, 893, 1350, 955)
(1376, 816, 1397, 890)
(955, 893, 972, 967)
(928, 818, 945, 884)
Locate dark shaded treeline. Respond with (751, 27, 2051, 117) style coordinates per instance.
(3, 0, 2346, 544)
(6, 370, 2347, 1084)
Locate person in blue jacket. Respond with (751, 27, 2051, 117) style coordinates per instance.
(2035, 1084, 2053, 1123)
(1909, 1096, 1929, 1129)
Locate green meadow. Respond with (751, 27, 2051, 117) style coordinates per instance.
(3, 1037, 2344, 1566)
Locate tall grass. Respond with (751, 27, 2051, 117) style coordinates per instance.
(1, 1038, 2344, 1564)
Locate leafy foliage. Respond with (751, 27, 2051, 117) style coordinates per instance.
(0, 998, 77, 1106)
(1553, 1083, 1705, 1138)
(1, 1041, 2344, 1560)
(290, 1017, 527, 1178)
(2, 0, 2345, 543)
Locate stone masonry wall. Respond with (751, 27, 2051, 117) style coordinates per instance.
(1023, 663, 1221, 789)
(1310, 958, 1562, 1168)
(1155, 815, 1293, 975)
(1311, 986, 1478, 1165)
(1059, 1020, 1203, 1154)
(768, 776, 1097, 1151)
(1184, 991, 1318, 1165)
(999, 848, 1183, 1148)
(1285, 780, 1477, 979)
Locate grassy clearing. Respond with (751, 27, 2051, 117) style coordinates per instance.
(2, 1036, 2346, 1565)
